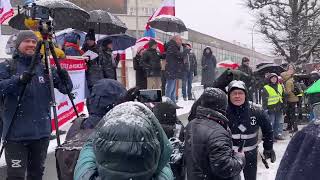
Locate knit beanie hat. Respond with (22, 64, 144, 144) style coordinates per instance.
(85, 29, 96, 41)
(15, 30, 38, 49)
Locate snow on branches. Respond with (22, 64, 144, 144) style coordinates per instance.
(246, 0, 320, 64)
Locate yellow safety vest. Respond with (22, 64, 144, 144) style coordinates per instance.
(264, 84, 283, 106)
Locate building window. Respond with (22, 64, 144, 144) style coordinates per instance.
(129, 7, 135, 15)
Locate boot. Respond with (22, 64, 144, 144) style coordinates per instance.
(183, 97, 187, 101)
(188, 96, 195, 100)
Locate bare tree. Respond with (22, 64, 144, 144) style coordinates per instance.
(247, 0, 320, 64)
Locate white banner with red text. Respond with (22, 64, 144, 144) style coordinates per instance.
(50, 56, 87, 131)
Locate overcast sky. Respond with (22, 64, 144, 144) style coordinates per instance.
(175, 0, 274, 55)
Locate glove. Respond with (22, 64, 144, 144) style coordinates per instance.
(234, 151, 246, 166)
(19, 71, 34, 84)
(264, 149, 276, 163)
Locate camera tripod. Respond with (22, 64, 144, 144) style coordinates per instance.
(0, 20, 79, 157)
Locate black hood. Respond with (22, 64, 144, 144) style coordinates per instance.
(203, 47, 213, 57)
(196, 106, 229, 130)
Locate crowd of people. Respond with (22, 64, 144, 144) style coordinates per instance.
(1, 29, 320, 180)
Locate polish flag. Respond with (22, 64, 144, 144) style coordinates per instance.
(146, 0, 175, 30)
(0, 0, 14, 24)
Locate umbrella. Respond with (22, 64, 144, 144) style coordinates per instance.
(254, 63, 285, 76)
(217, 60, 240, 70)
(148, 15, 187, 33)
(305, 80, 320, 95)
(36, 0, 90, 30)
(134, 37, 165, 53)
(256, 62, 273, 69)
(77, 10, 127, 35)
(97, 34, 136, 51)
(8, 13, 29, 30)
(8, 0, 89, 31)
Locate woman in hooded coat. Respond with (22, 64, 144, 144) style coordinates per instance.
(201, 47, 217, 88)
(74, 102, 174, 180)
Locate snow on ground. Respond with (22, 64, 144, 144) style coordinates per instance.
(0, 35, 11, 59)
(256, 135, 290, 180)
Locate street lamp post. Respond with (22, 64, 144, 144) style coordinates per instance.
(251, 23, 258, 65)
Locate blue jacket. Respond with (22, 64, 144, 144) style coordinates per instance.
(74, 102, 174, 180)
(0, 52, 73, 141)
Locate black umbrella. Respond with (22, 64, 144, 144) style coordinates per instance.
(148, 15, 187, 33)
(8, 0, 89, 31)
(97, 34, 136, 51)
(77, 10, 127, 35)
(36, 0, 90, 30)
(8, 13, 28, 30)
(254, 63, 285, 76)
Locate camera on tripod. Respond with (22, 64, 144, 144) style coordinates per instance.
(23, 3, 53, 37)
(24, 3, 50, 21)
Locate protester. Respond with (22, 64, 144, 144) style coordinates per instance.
(133, 47, 147, 89)
(81, 29, 98, 53)
(201, 47, 217, 88)
(182, 43, 197, 101)
(261, 73, 285, 140)
(238, 57, 254, 100)
(227, 80, 275, 180)
(153, 97, 184, 141)
(142, 39, 162, 89)
(74, 102, 174, 180)
(99, 38, 120, 80)
(281, 64, 299, 133)
(165, 35, 189, 102)
(63, 32, 84, 56)
(185, 87, 245, 180)
(79, 79, 126, 130)
(153, 97, 185, 180)
(275, 103, 320, 180)
(0, 30, 73, 180)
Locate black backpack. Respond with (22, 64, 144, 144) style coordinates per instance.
(55, 117, 95, 180)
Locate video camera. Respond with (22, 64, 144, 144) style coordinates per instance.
(22, 3, 53, 37)
(24, 3, 50, 21)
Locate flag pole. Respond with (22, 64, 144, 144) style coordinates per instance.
(135, 0, 139, 39)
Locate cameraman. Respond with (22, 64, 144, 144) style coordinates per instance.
(0, 30, 73, 180)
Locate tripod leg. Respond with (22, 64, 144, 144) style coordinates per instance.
(48, 42, 79, 118)
(44, 41, 61, 146)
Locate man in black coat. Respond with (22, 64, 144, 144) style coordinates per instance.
(227, 80, 275, 180)
(238, 57, 254, 100)
(185, 88, 245, 180)
(142, 39, 162, 89)
(165, 35, 190, 102)
(98, 39, 119, 80)
(182, 43, 197, 101)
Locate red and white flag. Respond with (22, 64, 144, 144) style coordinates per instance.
(0, 0, 14, 24)
(146, 0, 175, 29)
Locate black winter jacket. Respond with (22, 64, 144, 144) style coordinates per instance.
(165, 40, 189, 80)
(184, 52, 197, 76)
(185, 106, 245, 180)
(98, 47, 119, 80)
(141, 48, 162, 77)
(227, 102, 273, 153)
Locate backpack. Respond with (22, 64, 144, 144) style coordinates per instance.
(55, 117, 95, 180)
